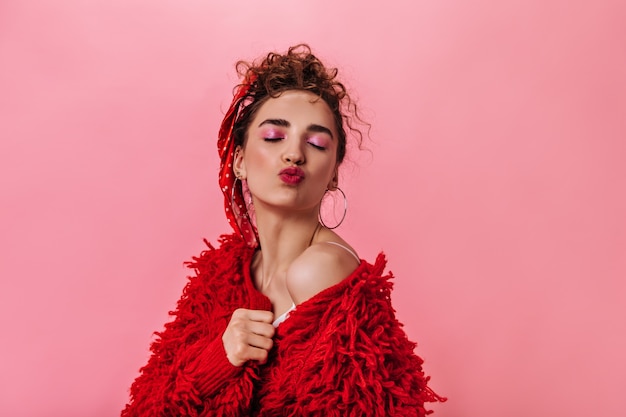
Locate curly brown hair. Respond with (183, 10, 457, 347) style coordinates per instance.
(232, 44, 365, 164)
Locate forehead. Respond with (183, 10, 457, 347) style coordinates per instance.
(251, 90, 336, 131)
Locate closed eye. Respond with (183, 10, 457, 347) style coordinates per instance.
(264, 137, 284, 142)
(308, 142, 326, 151)
(306, 136, 329, 151)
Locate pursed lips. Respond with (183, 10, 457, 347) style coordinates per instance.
(278, 167, 305, 185)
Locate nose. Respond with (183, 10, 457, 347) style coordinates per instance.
(282, 141, 305, 165)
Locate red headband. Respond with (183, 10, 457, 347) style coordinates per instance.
(218, 74, 258, 247)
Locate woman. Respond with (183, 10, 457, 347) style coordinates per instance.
(122, 44, 444, 416)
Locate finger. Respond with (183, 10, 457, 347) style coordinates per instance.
(225, 340, 268, 367)
(245, 345, 270, 364)
(243, 309, 274, 324)
(246, 320, 275, 338)
(223, 320, 273, 349)
(231, 308, 274, 324)
(226, 336, 271, 365)
(245, 333, 274, 351)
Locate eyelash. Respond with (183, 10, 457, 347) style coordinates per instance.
(308, 142, 326, 151)
(263, 137, 326, 151)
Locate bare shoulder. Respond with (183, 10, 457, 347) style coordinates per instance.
(286, 234, 360, 305)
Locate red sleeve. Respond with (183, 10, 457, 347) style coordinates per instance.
(121, 237, 254, 417)
(258, 254, 445, 416)
(307, 255, 446, 416)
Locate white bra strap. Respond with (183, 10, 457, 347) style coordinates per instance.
(322, 241, 360, 263)
(272, 303, 296, 327)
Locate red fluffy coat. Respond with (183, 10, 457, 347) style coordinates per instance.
(122, 234, 444, 416)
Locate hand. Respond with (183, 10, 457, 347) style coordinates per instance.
(222, 308, 275, 367)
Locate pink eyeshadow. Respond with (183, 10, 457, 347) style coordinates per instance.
(308, 136, 330, 148)
(261, 128, 284, 139)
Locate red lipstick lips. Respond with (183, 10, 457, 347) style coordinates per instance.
(279, 166, 305, 185)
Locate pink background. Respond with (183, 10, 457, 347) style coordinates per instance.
(1, 1, 625, 416)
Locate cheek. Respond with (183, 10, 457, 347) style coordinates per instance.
(312, 162, 338, 187)
(243, 147, 271, 171)
(241, 149, 274, 194)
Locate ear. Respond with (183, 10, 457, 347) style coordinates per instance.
(233, 145, 247, 180)
(327, 166, 339, 190)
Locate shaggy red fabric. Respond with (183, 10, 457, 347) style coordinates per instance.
(121, 234, 444, 416)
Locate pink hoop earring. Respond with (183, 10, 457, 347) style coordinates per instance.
(318, 187, 347, 229)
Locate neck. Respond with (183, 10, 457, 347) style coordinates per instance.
(253, 209, 321, 290)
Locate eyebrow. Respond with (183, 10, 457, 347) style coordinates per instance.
(258, 118, 334, 139)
